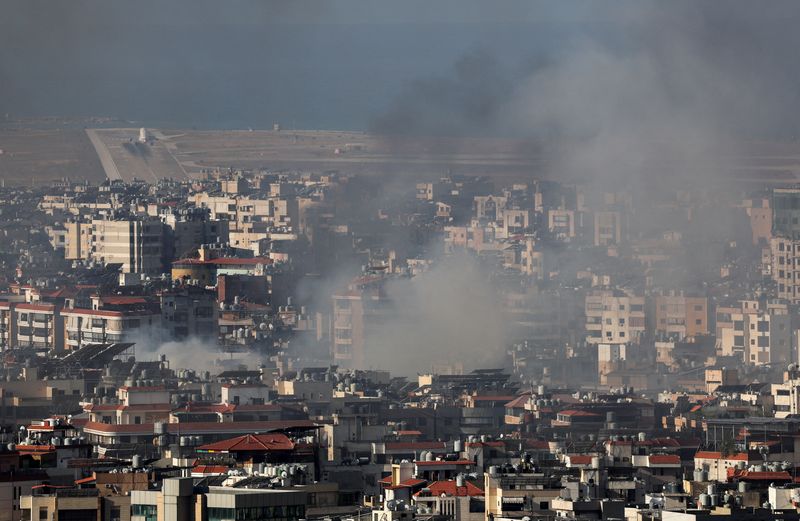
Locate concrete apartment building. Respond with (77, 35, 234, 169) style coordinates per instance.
(585, 290, 646, 345)
(91, 218, 167, 274)
(159, 287, 217, 339)
(331, 276, 392, 370)
(0, 302, 14, 350)
(163, 209, 229, 260)
(770, 236, 800, 303)
(61, 307, 160, 350)
(13, 303, 63, 351)
(716, 300, 793, 365)
(593, 211, 623, 247)
(130, 478, 306, 521)
(64, 221, 93, 261)
(651, 294, 709, 340)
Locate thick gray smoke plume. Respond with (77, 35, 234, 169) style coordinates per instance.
(371, 2, 800, 190)
(129, 325, 222, 373)
(363, 254, 506, 375)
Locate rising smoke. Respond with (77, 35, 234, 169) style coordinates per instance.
(129, 325, 224, 373)
(363, 254, 506, 375)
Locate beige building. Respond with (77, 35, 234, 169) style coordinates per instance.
(61, 308, 160, 350)
(91, 218, 166, 274)
(772, 368, 800, 418)
(64, 221, 92, 261)
(705, 368, 738, 394)
(131, 478, 306, 521)
(652, 294, 709, 340)
(21, 489, 102, 521)
(13, 303, 63, 352)
(771, 237, 800, 303)
(585, 290, 645, 345)
(716, 300, 792, 365)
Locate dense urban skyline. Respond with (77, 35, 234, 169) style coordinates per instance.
(6, 2, 800, 521)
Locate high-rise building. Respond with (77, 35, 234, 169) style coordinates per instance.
(91, 217, 167, 274)
(331, 276, 391, 370)
(770, 236, 800, 303)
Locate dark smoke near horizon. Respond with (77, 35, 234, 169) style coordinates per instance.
(3, 0, 800, 141)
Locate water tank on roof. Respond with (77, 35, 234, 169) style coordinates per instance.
(132, 454, 142, 469)
(456, 474, 465, 487)
(425, 452, 434, 462)
(699, 494, 711, 508)
(454, 440, 462, 453)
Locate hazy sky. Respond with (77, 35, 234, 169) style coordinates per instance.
(2, 1, 800, 133)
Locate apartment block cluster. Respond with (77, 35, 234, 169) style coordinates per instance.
(5, 171, 800, 520)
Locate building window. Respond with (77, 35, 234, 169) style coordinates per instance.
(131, 504, 157, 521)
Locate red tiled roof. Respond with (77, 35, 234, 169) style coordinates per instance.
(504, 395, 530, 409)
(197, 433, 294, 452)
(727, 467, 791, 481)
(695, 451, 749, 461)
(569, 455, 594, 465)
(416, 480, 484, 497)
(380, 477, 426, 488)
(15, 445, 55, 453)
(15, 303, 55, 311)
(397, 430, 423, 436)
(558, 409, 601, 417)
(100, 296, 148, 305)
(648, 454, 680, 465)
(524, 439, 551, 450)
(192, 465, 230, 475)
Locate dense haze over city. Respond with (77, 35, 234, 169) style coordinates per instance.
(7, 2, 800, 521)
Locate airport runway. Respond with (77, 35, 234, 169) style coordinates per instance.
(85, 129, 122, 181)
